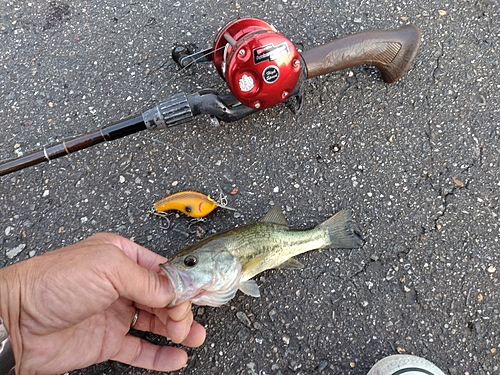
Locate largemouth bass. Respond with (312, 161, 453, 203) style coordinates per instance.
(160, 207, 363, 307)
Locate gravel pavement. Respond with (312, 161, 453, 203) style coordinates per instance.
(1, 0, 499, 374)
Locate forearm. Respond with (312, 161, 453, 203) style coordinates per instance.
(0, 264, 23, 374)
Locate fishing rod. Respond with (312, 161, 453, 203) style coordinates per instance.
(0, 17, 421, 176)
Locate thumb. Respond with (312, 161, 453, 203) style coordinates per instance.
(106, 249, 175, 308)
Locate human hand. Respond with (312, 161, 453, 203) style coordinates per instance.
(0, 233, 206, 375)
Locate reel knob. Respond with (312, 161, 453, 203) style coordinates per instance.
(212, 18, 302, 109)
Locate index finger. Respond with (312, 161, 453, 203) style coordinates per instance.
(90, 233, 168, 272)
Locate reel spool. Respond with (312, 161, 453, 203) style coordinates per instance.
(211, 17, 302, 109)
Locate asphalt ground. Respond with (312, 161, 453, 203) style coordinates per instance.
(0, 0, 499, 374)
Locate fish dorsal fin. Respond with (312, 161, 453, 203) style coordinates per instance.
(275, 257, 304, 269)
(260, 206, 288, 227)
(241, 255, 265, 275)
(239, 280, 260, 297)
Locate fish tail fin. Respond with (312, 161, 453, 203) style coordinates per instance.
(318, 209, 364, 249)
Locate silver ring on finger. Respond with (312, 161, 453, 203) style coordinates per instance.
(131, 308, 140, 328)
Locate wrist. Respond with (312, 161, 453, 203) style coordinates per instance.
(0, 265, 22, 375)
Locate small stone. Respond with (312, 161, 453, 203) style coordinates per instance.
(452, 176, 465, 187)
(282, 335, 290, 345)
(438, 9, 447, 16)
(386, 267, 397, 281)
(273, 186, 279, 193)
(487, 266, 496, 273)
(29, 250, 36, 257)
(317, 361, 328, 372)
(171, 181, 178, 187)
(5, 92, 16, 101)
(42, 190, 49, 197)
(269, 309, 277, 321)
(6, 244, 26, 258)
(397, 347, 406, 354)
(5, 226, 12, 236)
(119, 175, 125, 183)
(236, 311, 251, 327)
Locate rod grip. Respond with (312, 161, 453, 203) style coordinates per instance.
(301, 24, 421, 83)
(142, 92, 194, 130)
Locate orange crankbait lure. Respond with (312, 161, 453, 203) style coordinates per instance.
(154, 190, 234, 218)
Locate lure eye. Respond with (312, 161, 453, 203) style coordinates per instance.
(183, 255, 198, 268)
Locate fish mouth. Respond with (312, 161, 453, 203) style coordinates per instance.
(159, 263, 194, 307)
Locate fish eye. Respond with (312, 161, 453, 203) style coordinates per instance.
(183, 255, 198, 268)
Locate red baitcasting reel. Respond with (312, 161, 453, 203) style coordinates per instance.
(211, 18, 302, 110)
(173, 17, 307, 111)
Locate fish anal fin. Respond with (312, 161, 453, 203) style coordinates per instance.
(260, 206, 288, 227)
(239, 280, 260, 297)
(275, 257, 304, 269)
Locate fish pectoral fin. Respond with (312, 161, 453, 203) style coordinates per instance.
(239, 280, 260, 297)
(260, 206, 288, 227)
(275, 257, 304, 269)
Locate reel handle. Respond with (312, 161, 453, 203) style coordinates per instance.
(302, 24, 421, 83)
